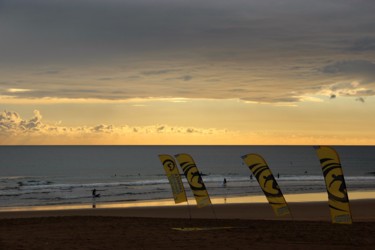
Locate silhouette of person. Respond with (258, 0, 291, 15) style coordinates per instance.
(92, 188, 100, 208)
(92, 188, 97, 198)
(223, 178, 227, 187)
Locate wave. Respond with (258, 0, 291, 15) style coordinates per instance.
(0, 172, 374, 209)
(17, 180, 54, 187)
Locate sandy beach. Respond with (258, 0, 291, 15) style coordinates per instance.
(0, 199, 374, 249)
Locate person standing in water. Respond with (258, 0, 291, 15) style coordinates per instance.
(92, 188, 100, 208)
(223, 178, 227, 187)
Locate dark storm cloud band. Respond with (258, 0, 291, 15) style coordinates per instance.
(0, 0, 375, 103)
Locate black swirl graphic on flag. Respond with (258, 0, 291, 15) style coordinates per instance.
(320, 158, 349, 203)
(162, 159, 176, 172)
(180, 162, 206, 193)
(250, 163, 282, 198)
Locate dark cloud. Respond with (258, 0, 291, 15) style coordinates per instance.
(91, 124, 113, 133)
(321, 60, 375, 83)
(355, 97, 365, 103)
(186, 128, 195, 133)
(354, 89, 375, 96)
(349, 37, 375, 52)
(166, 75, 193, 82)
(1, 0, 374, 66)
(157, 126, 165, 132)
(325, 82, 375, 98)
(321, 60, 375, 76)
(98, 78, 114, 81)
(141, 70, 178, 76)
(35, 70, 61, 75)
(182, 75, 192, 81)
(0, 0, 375, 103)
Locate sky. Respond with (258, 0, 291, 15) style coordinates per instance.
(1, 0, 375, 145)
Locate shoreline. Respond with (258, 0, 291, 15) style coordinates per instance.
(1, 200, 375, 221)
(1, 190, 374, 213)
(0, 195, 374, 222)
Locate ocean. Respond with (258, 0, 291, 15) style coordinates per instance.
(0, 146, 374, 210)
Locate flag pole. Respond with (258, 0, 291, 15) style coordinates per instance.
(186, 199, 192, 220)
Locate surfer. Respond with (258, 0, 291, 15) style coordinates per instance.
(92, 188, 100, 198)
(92, 188, 100, 208)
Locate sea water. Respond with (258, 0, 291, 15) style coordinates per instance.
(0, 146, 374, 209)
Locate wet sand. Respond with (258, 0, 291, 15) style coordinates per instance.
(0, 200, 374, 249)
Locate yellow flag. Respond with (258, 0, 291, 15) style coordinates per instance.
(175, 153, 211, 208)
(242, 154, 290, 217)
(159, 154, 187, 204)
(314, 146, 352, 224)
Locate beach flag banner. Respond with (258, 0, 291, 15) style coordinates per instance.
(241, 154, 290, 217)
(314, 146, 352, 224)
(158, 154, 187, 204)
(175, 153, 211, 208)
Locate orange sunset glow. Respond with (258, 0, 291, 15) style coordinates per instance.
(1, 0, 375, 145)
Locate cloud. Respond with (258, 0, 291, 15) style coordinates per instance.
(141, 70, 178, 76)
(0, 110, 229, 143)
(1, 109, 374, 145)
(240, 95, 302, 104)
(348, 37, 375, 52)
(318, 60, 375, 99)
(91, 124, 113, 133)
(0, 0, 375, 104)
(182, 75, 192, 81)
(98, 77, 113, 81)
(321, 60, 375, 80)
(355, 97, 365, 103)
(319, 80, 375, 99)
(0, 110, 44, 133)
